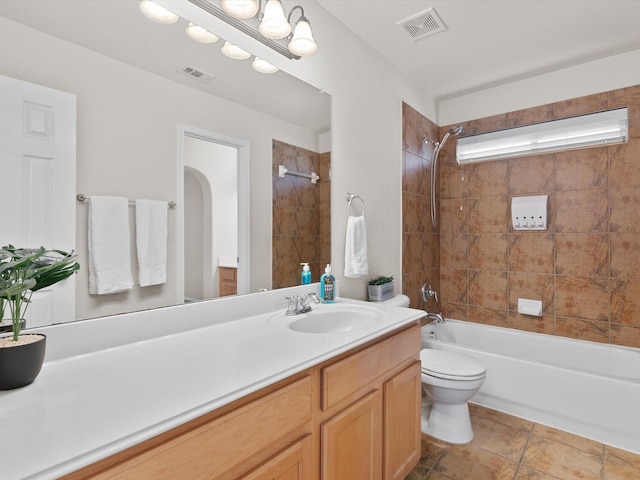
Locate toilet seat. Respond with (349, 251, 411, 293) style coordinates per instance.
(420, 349, 486, 381)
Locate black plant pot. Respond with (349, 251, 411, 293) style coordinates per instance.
(0, 334, 47, 390)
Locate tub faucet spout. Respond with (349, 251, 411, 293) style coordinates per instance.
(425, 311, 445, 324)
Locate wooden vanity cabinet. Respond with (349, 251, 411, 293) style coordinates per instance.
(65, 323, 421, 480)
(219, 266, 238, 297)
(319, 324, 421, 480)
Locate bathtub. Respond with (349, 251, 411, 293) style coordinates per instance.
(421, 319, 640, 454)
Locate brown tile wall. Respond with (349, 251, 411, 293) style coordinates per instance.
(402, 102, 441, 309)
(272, 140, 330, 288)
(402, 85, 640, 348)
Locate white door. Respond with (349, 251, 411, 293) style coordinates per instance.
(0, 74, 76, 328)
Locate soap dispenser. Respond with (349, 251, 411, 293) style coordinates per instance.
(320, 264, 335, 303)
(300, 263, 311, 285)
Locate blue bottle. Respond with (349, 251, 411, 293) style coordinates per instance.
(320, 264, 335, 303)
(301, 263, 312, 285)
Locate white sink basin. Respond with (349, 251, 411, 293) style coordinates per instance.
(268, 305, 382, 334)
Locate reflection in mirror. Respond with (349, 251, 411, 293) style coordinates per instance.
(272, 140, 331, 288)
(0, 1, 330, 323)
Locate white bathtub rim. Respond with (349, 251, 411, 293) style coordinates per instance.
(423, 318, 640, 382)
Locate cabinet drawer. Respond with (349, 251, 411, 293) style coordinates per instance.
(321, 325, 420, 411)
(220, 266, 237, 281)
(86, 376, 312, 479)
(240, 434, 312, 480)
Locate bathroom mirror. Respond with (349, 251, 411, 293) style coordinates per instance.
(0, 1, 330, 322)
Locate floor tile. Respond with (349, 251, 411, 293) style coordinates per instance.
(470, 414, 530, 461)
(514, 465, 563, 479)
(604, 445, 640, 480)
(532, 423, 603, 456)
(434, 444, 519, 480)
(522, 436, 603, 480)
(406, 406, 640, 480)
(472, 404, 534, 432)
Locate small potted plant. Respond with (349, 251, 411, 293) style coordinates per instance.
(368, 275, 395, 302)
(0, 245, 79, 390)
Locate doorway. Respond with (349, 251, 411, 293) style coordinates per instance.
(178, 125, 249, 301)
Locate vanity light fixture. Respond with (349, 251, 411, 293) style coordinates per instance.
(456, 107, 628, 164)
(252, 57, 279, 73)
(258, 0, 291, 39)
(187, 0, 318, 59)
(139, 0, 179, 24)
(185, 22, 220, 43)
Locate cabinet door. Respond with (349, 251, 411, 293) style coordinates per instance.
(383, 361, 422, 480)
(241, 435, 312, 480)
(321, 389, 382, 480)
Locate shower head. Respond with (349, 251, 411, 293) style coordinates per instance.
(440, 125, 463, 146)
(448, 125, 464, 136)
(424, 125, 463, 147)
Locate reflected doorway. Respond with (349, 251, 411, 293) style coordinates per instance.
(179, 125, 249, 302)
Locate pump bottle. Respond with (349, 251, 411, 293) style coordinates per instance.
(300, 263, 311, 285)
(320, 264, 335, 303)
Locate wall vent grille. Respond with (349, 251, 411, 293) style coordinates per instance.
(178, 65, 215, 83)
(398, 8, 447, 40)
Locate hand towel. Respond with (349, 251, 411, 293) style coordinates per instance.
(136, 199, 168, 287)
(88, 196, 134, 294)
(344, 215, 369, 278)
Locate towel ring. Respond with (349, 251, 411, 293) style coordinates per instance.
(346, 193, 365, 216)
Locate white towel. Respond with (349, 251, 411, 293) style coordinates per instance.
(344, 215, 369, 278)
(136, 199, 168, 287)
(88, 196, 134, 295)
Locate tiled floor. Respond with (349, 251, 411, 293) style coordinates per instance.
(406, 403, 640, 480)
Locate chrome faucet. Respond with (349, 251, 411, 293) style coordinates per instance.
(422, 282, 445, 324)
(425, 311, 445, 324)
(283, 292, 320, 316)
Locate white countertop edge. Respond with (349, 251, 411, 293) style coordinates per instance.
(31, 304, 424, 480)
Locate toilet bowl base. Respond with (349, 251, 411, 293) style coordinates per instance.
(422, 401, 474, 444)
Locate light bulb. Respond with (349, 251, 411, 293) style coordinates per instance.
(259, 0, 291, 39)
(221, 0, 259, 19)
(221, 41, 252, 60)
(252, 57, 279, 74)
(288, 17, 318, 56)
(139, 0, 179, 24)
(185, 23, 219, 44)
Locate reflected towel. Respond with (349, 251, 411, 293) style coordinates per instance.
(344, 215, 368, 278)
(88, 196, 134, 294)
(136, 199, 168, 287)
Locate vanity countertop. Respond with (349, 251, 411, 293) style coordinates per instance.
(0, 290, 424, 480)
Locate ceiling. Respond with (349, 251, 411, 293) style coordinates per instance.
(317, 0, 640, 101)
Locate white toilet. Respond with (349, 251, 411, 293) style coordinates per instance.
(420, 346, 486, 444)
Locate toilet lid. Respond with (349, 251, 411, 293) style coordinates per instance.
(420, 349, 486, 379)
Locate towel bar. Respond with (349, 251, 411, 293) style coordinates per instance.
(76, 193, 176, 209)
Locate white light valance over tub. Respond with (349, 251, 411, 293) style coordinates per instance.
(456, 107, 628, 164)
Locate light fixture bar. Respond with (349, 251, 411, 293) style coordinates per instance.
(456, 107, 628, 164)
(186, 0, 301, 59)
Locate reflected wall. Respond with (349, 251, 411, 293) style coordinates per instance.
(272, 140, 331, 288)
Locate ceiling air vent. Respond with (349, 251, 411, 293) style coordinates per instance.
(178, 65, 215, 83)
(398, 8, 447, 41)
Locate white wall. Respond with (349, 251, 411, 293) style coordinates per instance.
(439, 49, 640, 125)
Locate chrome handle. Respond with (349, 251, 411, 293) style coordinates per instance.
(421, 283, 438, 304)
